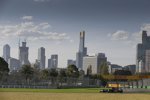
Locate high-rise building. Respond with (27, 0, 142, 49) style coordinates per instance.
(136, 30, 150, 73)
(97, 53, 107, 73)
(48, 58, 52, 68)
(83, 53, 107, 75)
(67, 59, 76, 66)
(51, 55, 58, 68)
(8, 58, 20, 71)
(3, 44, 10, 62)
(79, 31, 85, 53)
(48, 54, 58, 69)
(38, 47, 46, 69)
(145, 50, 150, 72)
(76, 52, 83, 69)
(76, 31, 87, 70)
(19, 41, 30, 66)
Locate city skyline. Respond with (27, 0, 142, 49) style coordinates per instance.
(1, 30, 149, 69)
(1, 0, 150, 67)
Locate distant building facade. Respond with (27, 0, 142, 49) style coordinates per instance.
(109, 64, 122, 74)
(38, 47, 46, 69)
(19, 41, 30, 66)
(124, 65, 136, 74)
(34, 59, 40, 69)
(48, 59, 52, 68)
(136, 30, 150, 73)
(67, 59, 76, 66)
(83, 53, 107, 75)
(8, 58, 20, 71)
(3, 44, 10, 62)
(48, 54, 58, 69)
(145, 50, 150, 72)
(76, 31, 87, 70)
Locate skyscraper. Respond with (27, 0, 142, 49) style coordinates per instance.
(76, 31, 87, 70)
(8, 58, 20, 71)
(48, 58, 52, 68)
(48, 54, 58, 69)
(145, 50, 150, 72)
(3, 44, 10, 62)
(38, 47, 46, 69)
(19, 41, 30, 66)
(79, 31, 85, 53)
(136, 30, 150, 73)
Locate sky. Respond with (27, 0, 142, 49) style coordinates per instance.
(0, 0, 150, 67)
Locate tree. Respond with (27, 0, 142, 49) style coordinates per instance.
(8, 70, 22, 84)
(0, 57, 9, 81)
(87, 65, 92, 76)
(79, 70, 85, 79)
(40, 69, 49, 80)
(49, 68, 58, 86)
(20, 65, 34, 83)
(66, 65, 79, 86)
(59, 69, 67, 78)
(99, 74, 107, 87)
(0, 57, 9, 73)
(58, 69, 67, 87)
(49, 68, 58, 77)
(32, 66, 40, 82)
(66, 64, 79, 78)
(100, 62, 109, 75)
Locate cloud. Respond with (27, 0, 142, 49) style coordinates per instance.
(21, 16, 33, 20)
(39, 22, 51, 29)
(108, 23, 150, 48)
(0, 16, 71, 42)
(109, 30, 129, 40)
(132, 31, 142, 42)
(132, 24, 150, 42)
(141, 24, 150, 32)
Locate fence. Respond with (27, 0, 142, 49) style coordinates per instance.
(0, 77, 101, 89)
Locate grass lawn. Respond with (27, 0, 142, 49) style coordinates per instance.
(0, 88, 150, 100)
(0, 92, 150, 100)
(0, 88, 101, 93)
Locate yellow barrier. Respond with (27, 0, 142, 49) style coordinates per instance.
(102, 75, 150, 80)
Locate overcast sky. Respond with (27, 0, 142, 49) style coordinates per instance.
(0, 0, 150, 67)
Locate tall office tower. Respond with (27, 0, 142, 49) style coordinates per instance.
(19, 41, 30, 66)
(96, 53, 107, 73)
(76, 31, 87, 70)
(8, 58, 20, 71)
(79, 31, 85, 53)
(38, 47, 46, 69)
(83, 53, 107, 75)
(3, 44, 10, 62)
(48, 58, 52, 68)
(145, 50, 150, 72)
(48, 54, 58, 69)
(67, 59, 76, 66)
(136, 30, 150, 73)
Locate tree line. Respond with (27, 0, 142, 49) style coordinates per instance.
(0, 57, 137, 87)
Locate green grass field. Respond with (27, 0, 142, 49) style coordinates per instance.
(0, 88, 150, 100)
(0, 88, 101, 93)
